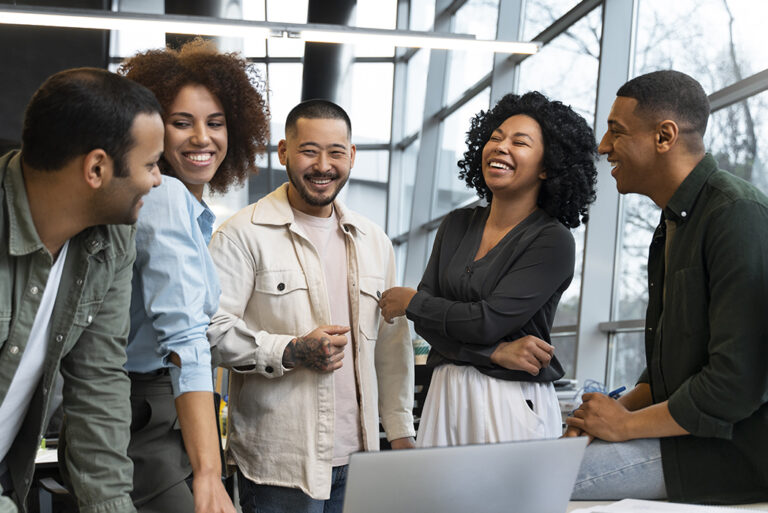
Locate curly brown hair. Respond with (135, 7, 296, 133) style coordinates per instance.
(119, 38, 270, 194)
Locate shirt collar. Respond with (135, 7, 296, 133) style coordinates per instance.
(5, 151, 48, 257)
(252, 182, 367, 235)
(191, 192, 216, 244)
(663, 153, 718, 224)
(4, 150, 111, 258)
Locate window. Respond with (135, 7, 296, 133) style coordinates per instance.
(444, 0, 499, 106)
(607, 332, 645, 390)
(432, 89, 490, 217)
(523, 0, 582, 40)
(348, 63, 394, 144)
(396, 139, 420, 234)
(404, 49, 429, 136)
(634, 0, 768, 91)
(518, 4, 601, 122)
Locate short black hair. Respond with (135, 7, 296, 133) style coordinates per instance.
(285, 99, 351, 139)
(458, 91, 598, 228)
(21, 68, 161, 177)
(617, 70, 710, 143)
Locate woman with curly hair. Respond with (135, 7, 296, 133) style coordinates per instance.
(379, 91, 597, 446)
(118, 39, 269, 512)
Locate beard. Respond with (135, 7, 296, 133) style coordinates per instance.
(286, 161, 349, 208)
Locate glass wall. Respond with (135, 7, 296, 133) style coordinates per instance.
(609, 0, 768, 388)
(433, 90, 490, 218)
(104, 0, 768, 387)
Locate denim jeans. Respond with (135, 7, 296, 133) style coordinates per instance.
(238, 465, 348, 513)
(571, 438, 667, 500)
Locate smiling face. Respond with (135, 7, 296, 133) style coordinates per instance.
(279, 117, 355, 217)
(598, 96, 660, 196)
(480, 114, 546, 203)
(162, 84, 227, 200)
(100, 112, 164, 224)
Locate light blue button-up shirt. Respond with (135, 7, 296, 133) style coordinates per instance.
(127, 177, 221, 397)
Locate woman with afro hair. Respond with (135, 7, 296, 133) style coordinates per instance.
(379, 91, 597, 446)
(119, 39, 269, 512)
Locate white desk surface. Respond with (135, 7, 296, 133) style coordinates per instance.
(567, 501, 768, 512)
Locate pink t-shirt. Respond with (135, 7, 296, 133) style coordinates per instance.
(292, 207, 362, 466)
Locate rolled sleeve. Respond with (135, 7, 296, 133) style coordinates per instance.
(131, 180, 219, 397)
(168, 342, 213, 397)
(207, 229, 296, 379)
(668, 378, 733, 439)
(78, 495, 136, 513)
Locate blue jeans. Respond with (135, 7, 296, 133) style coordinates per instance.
(571, 438, 667, 500)
(238, 465, 348, 513)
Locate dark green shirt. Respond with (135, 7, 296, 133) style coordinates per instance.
(0, 151, 136, 513)
(640, 154, 768, 503)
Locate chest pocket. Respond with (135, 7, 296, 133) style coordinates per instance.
(358, 276, 384, 341)
(252, 270, 310, 334)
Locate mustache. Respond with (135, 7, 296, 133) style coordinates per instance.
(304, 172, 337, 180)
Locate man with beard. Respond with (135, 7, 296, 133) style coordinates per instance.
(207, 100, 415, 513)
(0, 68, 163, 512)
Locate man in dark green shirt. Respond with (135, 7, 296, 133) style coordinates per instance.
(0, 68, 163, 512)
(566, 70, 768, 504)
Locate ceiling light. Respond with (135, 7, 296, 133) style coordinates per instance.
(0, 5, 540, 55)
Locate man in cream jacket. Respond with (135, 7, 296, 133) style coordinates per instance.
(207, 100, 415, 513)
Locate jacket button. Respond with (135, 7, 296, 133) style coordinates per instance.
(55, 334, 64, 343)
(277, 283, 285, 291)
(30, 286, 39, 295)
(9, 345, 19, 355)
(265, 366, 274, 373)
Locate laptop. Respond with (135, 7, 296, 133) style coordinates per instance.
(342, 436, 588, 513)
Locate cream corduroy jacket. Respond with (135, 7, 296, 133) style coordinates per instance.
(207, 183, 415, 499)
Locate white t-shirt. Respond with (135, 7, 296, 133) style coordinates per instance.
(292, 208, 362, 466)
(0, 241, 70, 465)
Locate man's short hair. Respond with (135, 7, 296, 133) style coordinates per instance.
(21, 67, 161, 177)
(617, 70, 710, 142)
(285, 99, 352, 139)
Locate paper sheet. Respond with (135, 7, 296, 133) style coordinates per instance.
(569, 499, 758, 513)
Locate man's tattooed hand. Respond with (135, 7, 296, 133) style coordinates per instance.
(282, 325, 350, 372)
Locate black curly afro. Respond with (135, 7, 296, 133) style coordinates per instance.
(457, 91, 598, 228)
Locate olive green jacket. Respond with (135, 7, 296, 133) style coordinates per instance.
(641, 154, 768, 504)
(0, 151, 136, 513)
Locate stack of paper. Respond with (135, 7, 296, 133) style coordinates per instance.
(570, 499, 756, 513)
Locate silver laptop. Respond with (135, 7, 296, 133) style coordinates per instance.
(342, 437, 587, 513)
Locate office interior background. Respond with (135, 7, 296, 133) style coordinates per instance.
(1, 0, 766, 391)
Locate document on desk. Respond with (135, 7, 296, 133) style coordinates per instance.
(570, 499, 753, 513)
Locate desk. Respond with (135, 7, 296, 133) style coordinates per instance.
(566, 501, 768, 512)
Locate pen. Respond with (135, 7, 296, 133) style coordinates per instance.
(608, 386, 625, 399)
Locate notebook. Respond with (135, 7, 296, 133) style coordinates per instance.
(342, 436, 588, 513)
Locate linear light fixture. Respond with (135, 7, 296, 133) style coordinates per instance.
(0, 5, 540, 55)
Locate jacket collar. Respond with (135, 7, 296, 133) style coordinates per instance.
(663, 153, 718, 225)
(251, 182, 367, 236)
(3, 150, 111, 259)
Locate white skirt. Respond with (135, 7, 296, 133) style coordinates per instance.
(416, 364, 562, 447)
